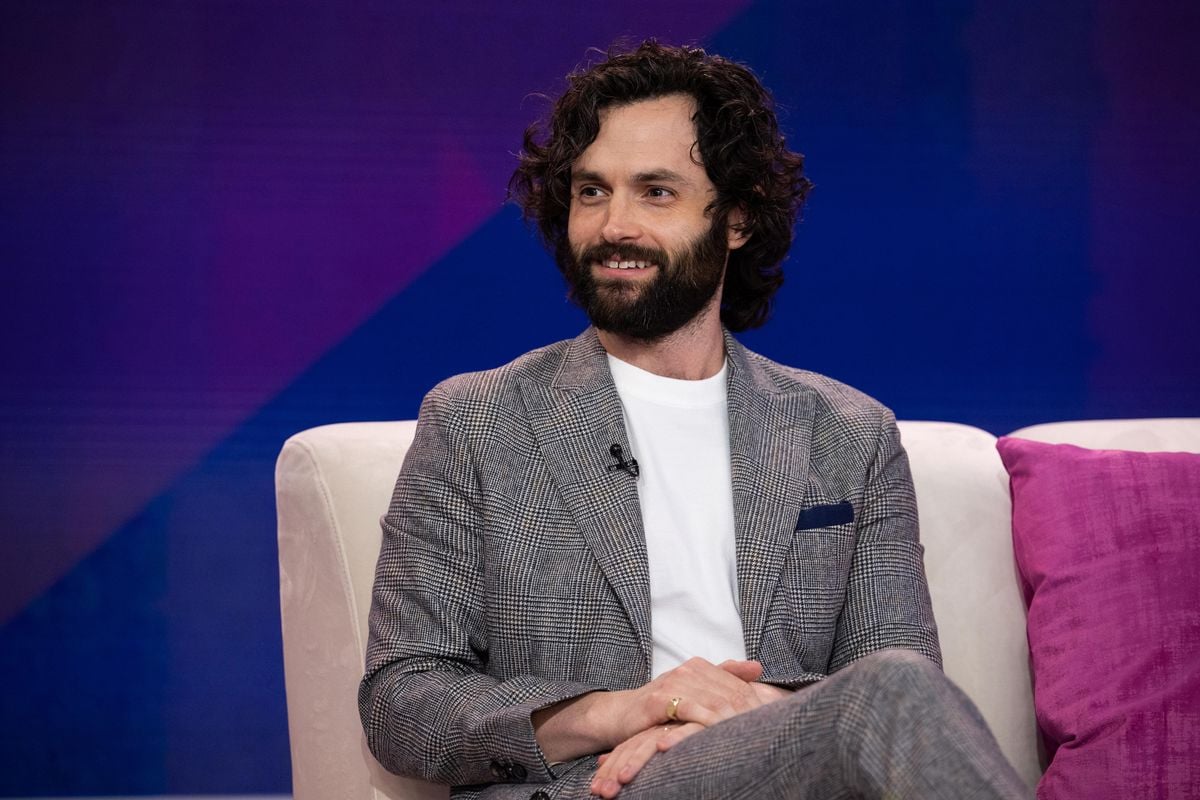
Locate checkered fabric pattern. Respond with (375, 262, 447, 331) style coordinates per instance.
(359, 328, 941, 797)
(472, 650, 1026, 800)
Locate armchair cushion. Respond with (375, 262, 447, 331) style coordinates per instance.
(997, 437, 1200, 798)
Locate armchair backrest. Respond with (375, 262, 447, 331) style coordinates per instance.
(277, 421, 446, 800)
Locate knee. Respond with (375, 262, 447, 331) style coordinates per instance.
(851, 647, 937, 675)
(844, 648, 951, 707)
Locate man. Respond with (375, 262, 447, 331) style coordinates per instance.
(360, 41, 1027, 799)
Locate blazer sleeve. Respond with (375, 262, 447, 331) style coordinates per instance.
(358, 382, 601, 787)
(828, 407, 942, 672)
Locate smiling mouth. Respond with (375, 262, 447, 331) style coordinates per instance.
(598, 258, 658, 270)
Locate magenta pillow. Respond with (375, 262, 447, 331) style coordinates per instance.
(996, 437, 1200, 798)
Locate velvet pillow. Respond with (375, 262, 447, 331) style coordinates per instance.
(996, 437, 1200, 798)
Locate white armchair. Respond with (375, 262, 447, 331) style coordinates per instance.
(275, 417, 1198, 799)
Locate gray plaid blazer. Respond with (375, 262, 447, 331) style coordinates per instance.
(360, 327, 940, 797)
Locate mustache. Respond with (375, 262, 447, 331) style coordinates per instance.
(576, 243, 669, 267)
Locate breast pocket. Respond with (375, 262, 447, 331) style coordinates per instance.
(762, 513, 858, 669)
(785, 519, 856, 597)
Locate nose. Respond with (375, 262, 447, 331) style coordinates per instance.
(600, 193, 642, 243)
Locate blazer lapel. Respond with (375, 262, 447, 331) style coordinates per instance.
(519, 329, 653, 678)
(724, 333, 814, 660)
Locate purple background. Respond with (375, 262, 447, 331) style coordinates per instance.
(1, 1, 1197, 794)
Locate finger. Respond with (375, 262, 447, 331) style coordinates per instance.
(663, 669, 762, 723)
(592, 727, 671, 797)
(592, 775, 622, 799)
(718, 658, 763, 683)
(664, 693, 722, 727)
(646, 658, 764, 728)
(615, 730, 668, 785)
(750, 681, 792, 703)
(610, 731, 652, 781)
(591, 755, 622, 798)
(656, 721, 703, 752)
(592, 734, 650, 797)
(681, 657, 762, 705)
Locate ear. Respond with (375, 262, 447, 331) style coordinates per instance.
(725, 207, 750, 250)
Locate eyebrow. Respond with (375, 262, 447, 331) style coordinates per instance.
(571, 168, 692, 186)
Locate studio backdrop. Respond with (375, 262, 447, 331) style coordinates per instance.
(1, 1, 1197, 795)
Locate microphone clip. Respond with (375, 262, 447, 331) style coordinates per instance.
(607, 443, 640, 478)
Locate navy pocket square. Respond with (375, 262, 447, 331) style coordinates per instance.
(795, 501, 854, 530)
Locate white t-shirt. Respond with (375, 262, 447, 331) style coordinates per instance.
(607, 354, 747, 677)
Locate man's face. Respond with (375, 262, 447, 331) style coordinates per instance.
(564, 94, 745, 340)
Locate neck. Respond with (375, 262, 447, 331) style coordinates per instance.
(596, 297, 726, 380)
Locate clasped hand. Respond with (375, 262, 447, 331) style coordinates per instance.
(589, 657, 790, 799)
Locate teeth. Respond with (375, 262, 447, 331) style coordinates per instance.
(603, 259, 653, 270)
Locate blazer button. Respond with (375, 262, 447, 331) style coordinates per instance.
(489, 760, 504, 779)
(530, 792, 550, 800)
(511, 763, 528, 780)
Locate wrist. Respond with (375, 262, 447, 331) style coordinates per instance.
(533, 689, 635, 762)
(576, 688, 628, 748)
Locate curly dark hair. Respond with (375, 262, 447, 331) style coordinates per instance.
(509, 40, 813, 331)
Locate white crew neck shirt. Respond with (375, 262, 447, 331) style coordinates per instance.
(607, 354, 747, 677)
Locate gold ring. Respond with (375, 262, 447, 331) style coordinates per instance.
(666, 696, 681, 721)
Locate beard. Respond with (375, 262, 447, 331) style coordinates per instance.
(563, 220, 728, 341)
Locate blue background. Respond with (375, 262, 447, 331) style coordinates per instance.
(1, 1, 1197, 795)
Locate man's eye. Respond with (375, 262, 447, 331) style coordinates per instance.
(578, 186, 604, 198)
(647, 187, 674, 198)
